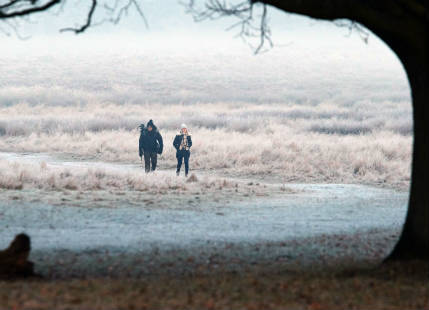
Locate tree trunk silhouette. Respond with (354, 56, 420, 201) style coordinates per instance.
(257, 0, 428, 259)
(389, 54, 429, 259)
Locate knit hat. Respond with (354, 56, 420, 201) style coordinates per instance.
(181, 123, 187, 129)
(147, 119, 154, 127)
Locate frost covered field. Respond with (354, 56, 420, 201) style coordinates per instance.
(0, 35, 412, 195)
(0, 101, 411, 191)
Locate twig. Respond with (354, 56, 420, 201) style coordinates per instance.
(60, 0, 97, 33)
(183, 0, 273, 54)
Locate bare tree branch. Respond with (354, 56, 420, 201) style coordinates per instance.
(183, 0, 272, 54)
(2, 16, 31, 38)
(0, 0, 61, 19)
(131, 0, 148, 29)
(60, 0, 97, 33)
(334, 19, 369, 43)
(184, 0, 376, 53)
(87, 0, 148, 31)
(0, 0, 24, 10)
(105, 0, 134, 24)
(1, 0, 149, 36)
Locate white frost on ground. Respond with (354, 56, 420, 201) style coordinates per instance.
(0, 152, 408, 278)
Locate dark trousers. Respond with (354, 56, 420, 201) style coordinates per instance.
(176, 150, 190, 175)
(143, 151, 157, 172)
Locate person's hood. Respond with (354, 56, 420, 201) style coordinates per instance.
(146, 119, 158, 131)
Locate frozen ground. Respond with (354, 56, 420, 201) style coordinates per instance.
(0, 152, 408, 278)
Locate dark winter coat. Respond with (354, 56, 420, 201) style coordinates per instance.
(139, 121, 163, 156)
(173, 134, 192, 156)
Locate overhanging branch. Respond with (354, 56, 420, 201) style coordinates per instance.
(0, 0, 61, 19)
(60, 0, 97, 33)
(1, 0, 149, 35)
(184, 0, 273, 54)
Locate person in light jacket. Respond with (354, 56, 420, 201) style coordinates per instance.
(173, 124, 192, 177)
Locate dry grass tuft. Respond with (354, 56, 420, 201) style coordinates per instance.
(0, 159, 241, 194)
(186, 173, 198, 183)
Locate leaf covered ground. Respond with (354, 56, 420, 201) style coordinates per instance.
(0, 260, 428, 310)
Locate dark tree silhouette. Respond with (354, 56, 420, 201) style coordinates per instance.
(1, 0, 428, 260)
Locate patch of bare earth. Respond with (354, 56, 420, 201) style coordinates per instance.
(0, 261, 428, 310)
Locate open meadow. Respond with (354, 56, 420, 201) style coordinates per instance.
(0, 100, 412, 192)
(0, 37, 412, 193)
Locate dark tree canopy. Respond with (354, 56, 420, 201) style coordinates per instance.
(1, 0, 428, 261)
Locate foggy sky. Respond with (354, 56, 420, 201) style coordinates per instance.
(0, 0, 410, 104)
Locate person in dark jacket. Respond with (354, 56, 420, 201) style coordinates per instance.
(173, 124, 192, 177)
(139, 120, 163, 173)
